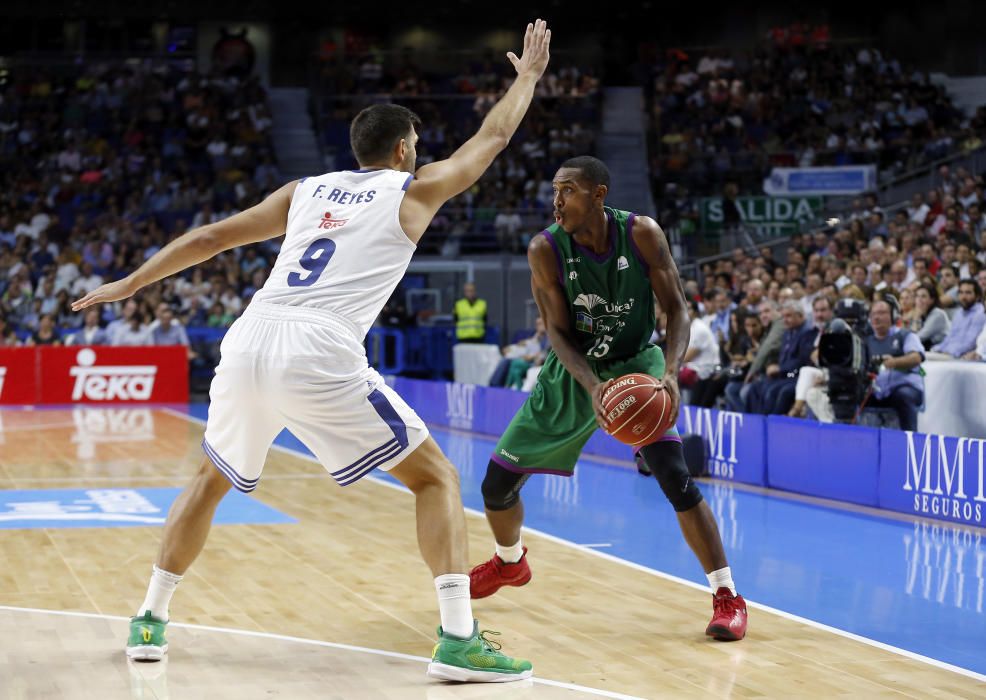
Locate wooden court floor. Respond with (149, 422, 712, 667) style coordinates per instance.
(1, 407, 984, 699)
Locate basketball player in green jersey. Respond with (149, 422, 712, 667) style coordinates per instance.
(470, 156, 748, 640)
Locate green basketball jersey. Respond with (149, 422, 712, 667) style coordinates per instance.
(541, 207, 656, 362)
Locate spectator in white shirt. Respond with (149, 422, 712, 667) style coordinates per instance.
(69, 309, 110, 346)
(681, 299, 721, 387)
(218, 283, 243, 315)
(112, 312, 152, 346)
(150, 303, 196, 358)
(494, 204, 523, 252)
(70, 262, 104, 298)
(54, 249, 81, 292)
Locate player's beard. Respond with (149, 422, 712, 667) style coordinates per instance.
(402, 149, 417, 174)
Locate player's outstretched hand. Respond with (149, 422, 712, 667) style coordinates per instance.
(591, 378, 615, 430)
(71, 278, 138, 312)
(507, 19, 551, 80)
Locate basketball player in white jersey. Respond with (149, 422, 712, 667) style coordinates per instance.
(72, 20, 551, 683)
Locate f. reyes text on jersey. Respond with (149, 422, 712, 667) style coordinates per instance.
(311, 184, 376, 205)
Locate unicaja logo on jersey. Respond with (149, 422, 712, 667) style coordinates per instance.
(70, 349, 157, 401)
(574, 294, 605, 333)
(574, 293, 607, 312)
(573, 293, 636, 334)
(318, 211, 348, 230)
(617, 255, 629, 270)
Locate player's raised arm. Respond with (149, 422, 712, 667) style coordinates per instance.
(72, 181, 297, 311)
(528, 234, 612, 428)
(630, 215, 690, 424)
(400, 20, 551, 239)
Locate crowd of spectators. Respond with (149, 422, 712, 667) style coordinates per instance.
(667, 165, 986, 429)
(645, 35, 984, 211)
(314, 49, 601, 254)
(0, 61, 280, 355)
(0, 53, 601, 355)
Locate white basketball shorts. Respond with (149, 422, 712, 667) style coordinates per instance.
(202, 301, 429, 492)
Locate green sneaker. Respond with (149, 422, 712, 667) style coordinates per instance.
(427, 621, 533, 682)
(126, 611, 169, 661)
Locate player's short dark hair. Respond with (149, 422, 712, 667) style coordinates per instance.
(349, 104, 422, 166)
(559, 156, 611, 189)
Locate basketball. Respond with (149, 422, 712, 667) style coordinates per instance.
(601, 373, 674, 446)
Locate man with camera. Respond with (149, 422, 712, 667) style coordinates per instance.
(863, 299, 925, 431)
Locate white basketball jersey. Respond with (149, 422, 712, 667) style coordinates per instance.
(252, 169, 416, 339)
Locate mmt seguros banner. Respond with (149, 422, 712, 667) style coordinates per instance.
(880, 430, 986, 527)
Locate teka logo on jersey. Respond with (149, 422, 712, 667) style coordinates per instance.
(445, 382, 476, 430)
(69, 349, 157, 401)
(902, 432, 986, 525)
(318, 211, 348, 230)
(0, 367, 6, 399)
(680, 407, 744, 479)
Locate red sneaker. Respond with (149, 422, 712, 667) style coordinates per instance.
(706, 587, 747, 641)
(469, 547, 532, 599)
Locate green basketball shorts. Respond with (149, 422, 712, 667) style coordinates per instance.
(491, 345, 681, 476)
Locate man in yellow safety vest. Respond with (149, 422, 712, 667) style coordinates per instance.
(454, 282, 487, 342)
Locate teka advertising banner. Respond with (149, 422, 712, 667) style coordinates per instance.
(763, 165, 877, 196)
(678, 406, 767, 486)
(880, 429, 986, 527)
(0, 348, 39, 404)
(38, 346, 189, 404)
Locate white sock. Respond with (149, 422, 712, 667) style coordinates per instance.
(137, 565, 184, 621)
(706, 566, 736, 596)
(435, 574, 474, 639)
(495, 538, 524, 564)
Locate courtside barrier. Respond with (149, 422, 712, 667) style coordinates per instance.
(390, 378, 985, 528)
(0, 346, 189, 404)
(390, 378, 769, 484)
(766, 416, 880, 507)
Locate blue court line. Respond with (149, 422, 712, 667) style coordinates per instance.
(177, 404, 986, 679)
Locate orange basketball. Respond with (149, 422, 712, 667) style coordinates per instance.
(601, 373, 674, 446)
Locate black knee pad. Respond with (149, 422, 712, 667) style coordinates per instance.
(639, 440, 703, 512)
(481, 460, 530, 511)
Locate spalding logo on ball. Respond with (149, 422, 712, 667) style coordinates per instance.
(601, 373, 675, 446)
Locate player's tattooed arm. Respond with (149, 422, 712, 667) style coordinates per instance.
(631, 215, 689, 421)
(528, 234, 613, 428)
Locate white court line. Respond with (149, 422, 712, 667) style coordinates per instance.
(4, 472, 325, 484)
(0, 605, 643, 700)
(0, 421, 81, 432)
(577, 543, 612, 548)
(162, 408, 986, 684)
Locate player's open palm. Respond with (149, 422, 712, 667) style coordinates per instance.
(507, 19, 551, 80)
(71, 278, 137, 312)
